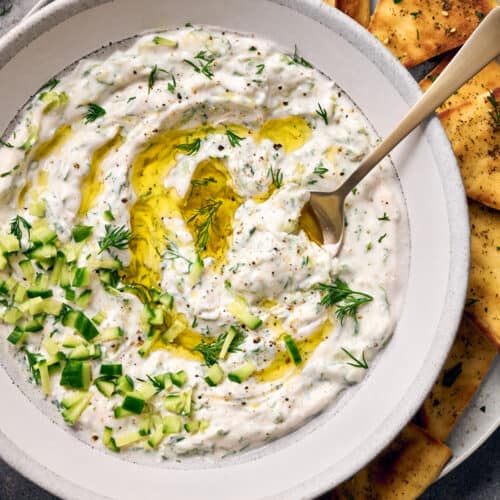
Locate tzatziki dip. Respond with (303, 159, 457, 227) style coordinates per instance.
(0, 26, 408, 459)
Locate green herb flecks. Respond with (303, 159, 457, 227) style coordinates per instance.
(0, 139, 14, 148)
(465, 297, 480, 307)
(176, 138, 201, 156)
(193, 327, 246, 366)
(163, 237, 193, 267)
(487, 90, 500, 130)
(476, 11, 485, 21)
(378, 233, 387, 243)
(316, 103, 328, 125)
(148, 65, 169, 93)
(98, 225, 132, 254)
(0, 3, 12, 16)
(84, 103, 106, 124)
(256, 63, 265, 75)
(225, 128, 245, 147)
(191, 176, 216, 187)
(341, 348, 368, 369)
(286, 45, 313, 68)
(377, 212, 390, 221)
(315, 278, 373, 331)
(268, 167, 283, 189)
(37, 78, 59, 94)
(188, 199, 222, 251)
(10, 215, 31, 244)
(313, 164, 328, 178)
(183, 51, 216, 79)
(167, 74, 177, 94)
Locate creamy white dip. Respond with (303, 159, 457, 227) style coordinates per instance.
(0, 27, 408, 459)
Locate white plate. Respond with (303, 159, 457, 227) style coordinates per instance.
(0, 1, 469, 498)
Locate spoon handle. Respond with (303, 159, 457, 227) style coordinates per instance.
(338, 6, 500, 195)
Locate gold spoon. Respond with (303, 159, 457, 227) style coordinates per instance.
(307, 6, 500, 254)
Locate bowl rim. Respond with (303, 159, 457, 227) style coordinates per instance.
(0, 0, 469, 498)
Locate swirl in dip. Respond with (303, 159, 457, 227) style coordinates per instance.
(0, 27, 408, 458)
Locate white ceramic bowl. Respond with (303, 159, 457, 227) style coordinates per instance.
(0, 0, 469, 498)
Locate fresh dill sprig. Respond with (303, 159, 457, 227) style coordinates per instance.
(0, 3, 12, 17)
(163, 237, 193, 266)
(183, 50, 215, 79)
(191, 176, 216, 187)
(341, 348, 368, 369)
(10, 215, 31, 243)
(313, 164, 328, 178)
(98, 224, 132, 254)
(146, 375, 165, 391)
(286, 45, 313, 68)
(167, 74, 177, 94)
(315, 278, 373, 329)
(176, 138, 201, 155)
(0, 139, 14, 148)
(487, 90, 500, 130)
(37, 78, 59, 94)
(268, 166, 283, 189)
(148, 65, 168, 93)
(84, 103, 106, 124)
(188, 199, 222, 251)
(316, 103, 328, 125)
(225, 128, 245, 147)
(193, 327, 246, 366)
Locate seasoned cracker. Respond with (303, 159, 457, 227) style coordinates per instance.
(325, 0, 371, 27)
(415, 316, 497, 440)
(369, 0, 498, 68)
(332, 423, 452, 499)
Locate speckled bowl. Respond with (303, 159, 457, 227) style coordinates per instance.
(0, 0, 469, 498)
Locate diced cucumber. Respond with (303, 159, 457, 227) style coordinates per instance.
(92, 258, 121, 270)
(113, 406, 134, 419)
(199, 419, 210, 432)
(30, 225, 56, 245)
(72, 267, 90, 288)
(152, 372, 173, 391)
(62, 334, 84, 348)
(62, 310, 99, 341)
(28, 200, 46, 217)
(138, 329, 160, 357)
(42, 336, 60, 357)
(7, 326, 26, 345)
(60, 360, 92, 390)
(100, 364, 122, 377)
(227, 297, 262, 330)
(219, 325, 239, 360)
(228, 360, 256, 383)
(116, 375, 134, 395)
(171, 370, 187, 388)
(62, 243, 81, 263)
(135, 380, 158, 401)
(138, 416, 151, 436)
(59, 263, 73, 288)
(162, 415, 182, 434)
(161, 317, 186, 343)
(0, 254, 7, 270)
(28, 244, 57, 261)
(72, 225, 93, 243)
(14, 284, 27, 304)
(121, 395, 145, 414)
(27, 288, 53, 299)
(69, 344, 100, 360)
(95, 377, 116, 398)
(184, 420, 200, 433)
(41, 298, 63, 316)
(163, 393, 185, 414)
(159, 293, 174, 309)
(189, 253, 204, 285)
(96, 326, 123, 343)
(113, 430, 145, 448)
(205, 364, 224, 386)
(182, 388, 192, 417)
(37, 360, 51, 395)
(92, 311, 107, 325)
(21, 316, 45, 332)
(19, 296, 44, 315)
(61, 391, 84, 409)
(61, 392, 92, 424)
(102, 426, 119, 452)
(147, 415, 164, 448)
(283, 334, 302, 365)
(0, 234, 20, 254)
(64, 287, 76, 301)
(3, 307, 22, 324)
(75, 290, 92, 308)
(153, 36, 178, 48)
(19, 259, 35, 282)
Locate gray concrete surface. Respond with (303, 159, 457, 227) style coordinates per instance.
(0, 1, 499, 498)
